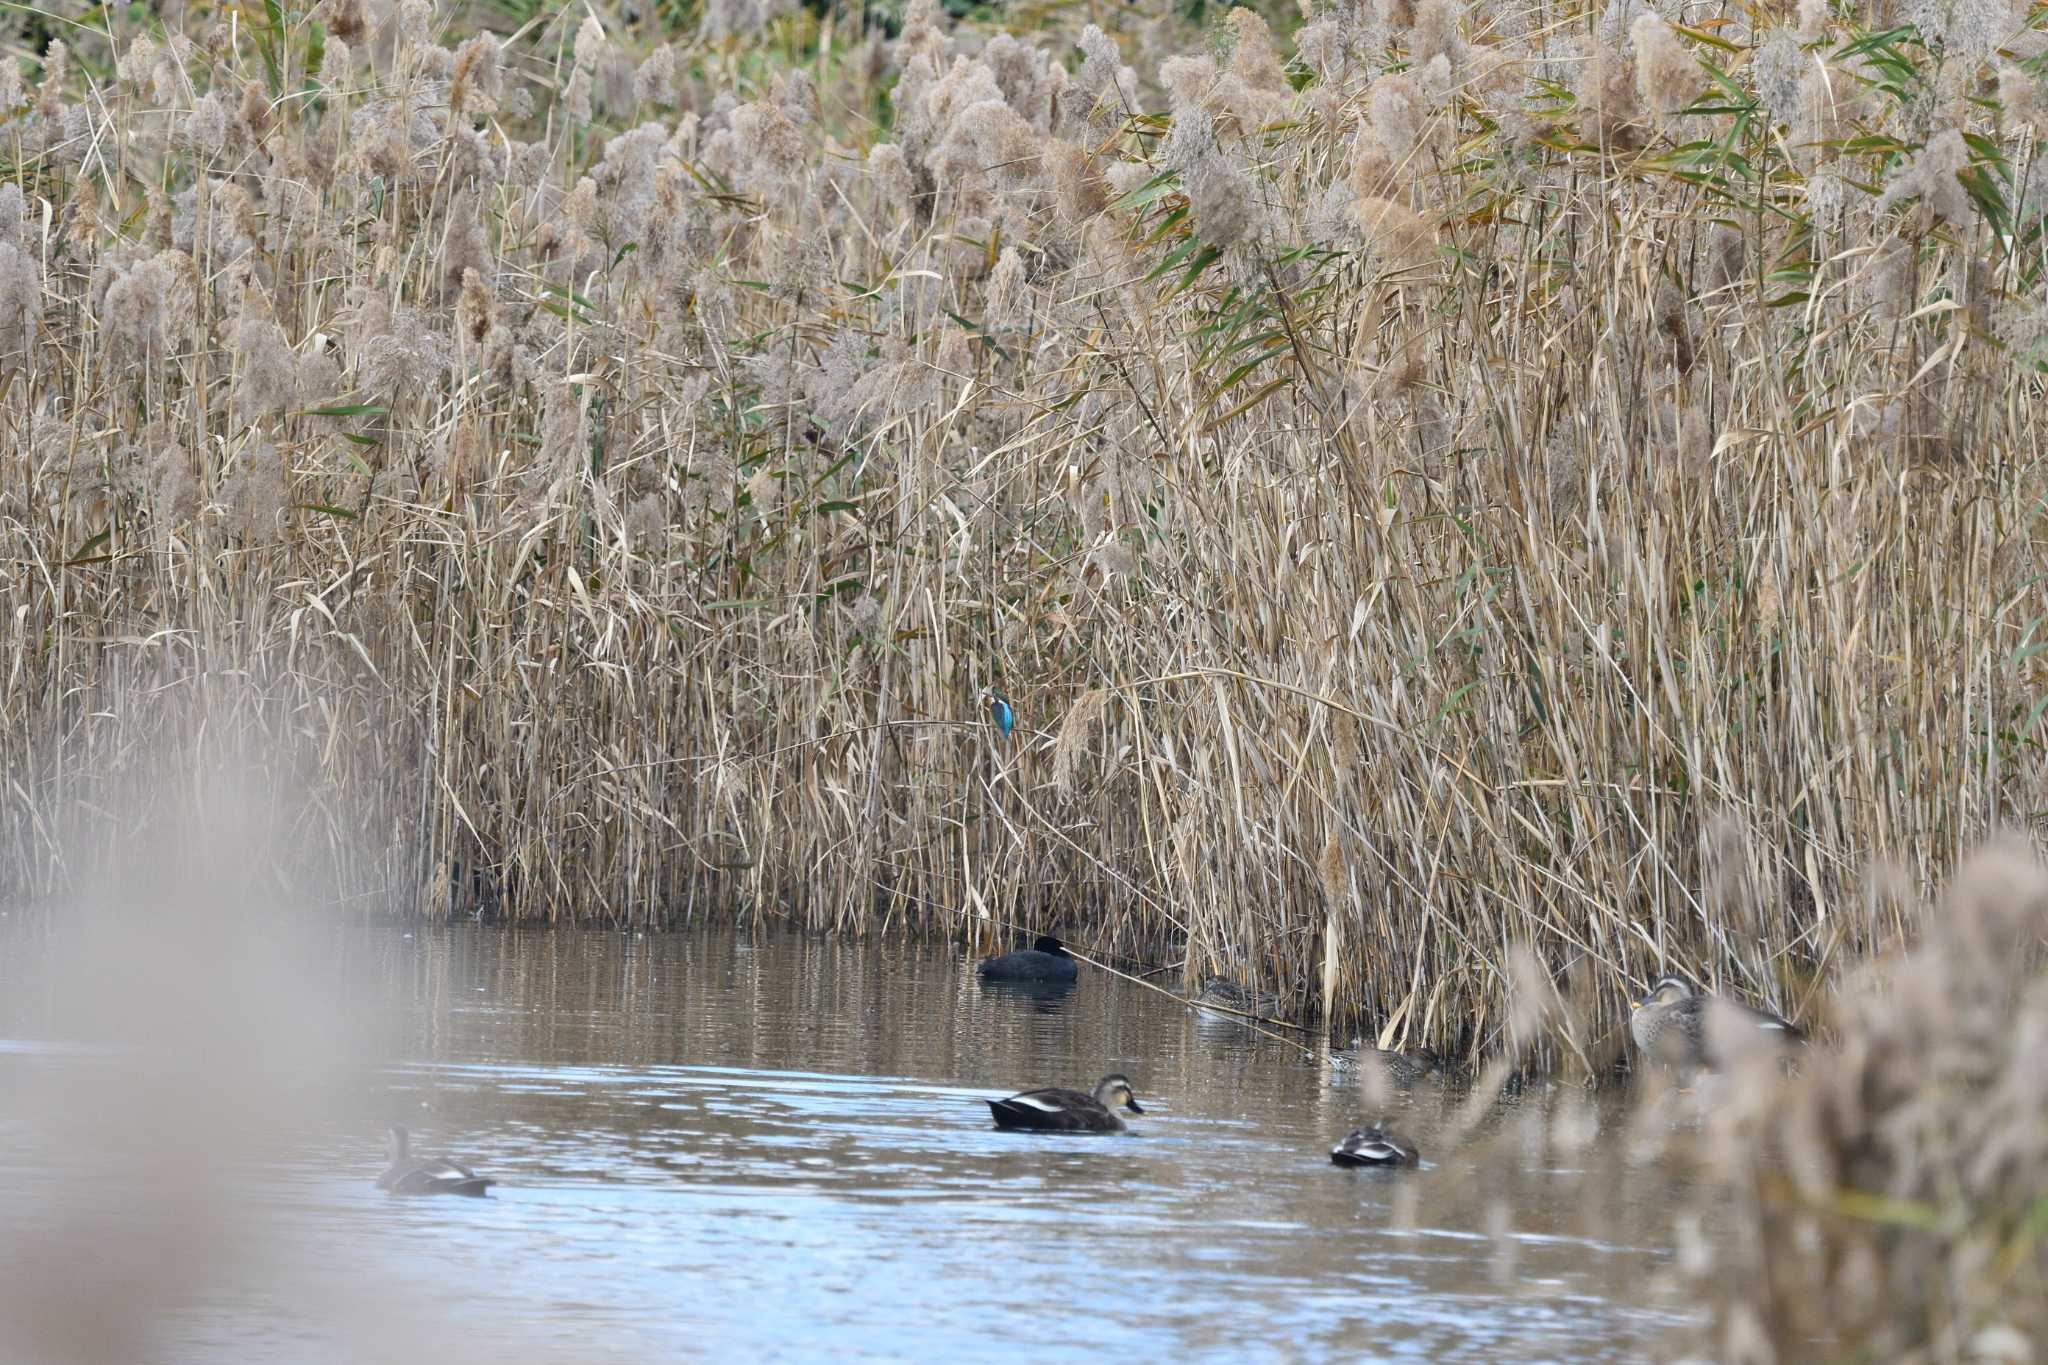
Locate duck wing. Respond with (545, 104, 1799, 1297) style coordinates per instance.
(979, 951, 1078, 982)
(1331, 1127, 1414, 1166)
(1746, 1004, 1803, 1041)
(1695, 997, 1805, 1066)
(987, 1087, 1112, 1131)
(978, 950, 1038, 979)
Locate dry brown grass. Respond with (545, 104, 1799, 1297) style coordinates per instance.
(1, 0, 2045, 1059)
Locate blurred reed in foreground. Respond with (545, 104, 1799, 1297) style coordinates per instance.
(1420, 842, 2048, 1359)
(1669, 842, 2048, 1361)
(0, 751, 549, 1363)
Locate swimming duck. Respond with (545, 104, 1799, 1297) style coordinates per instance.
(1338, 1043, 1442, 1087)
(376, 1125, 494, 1196)
(986, 1074, 1144, 1133)
(1194, 976, 1284, 1018)
(1330, 1123, 1420, 1167)
(1629, 974, 1803, 1071)
(977, 934, 1079, 983)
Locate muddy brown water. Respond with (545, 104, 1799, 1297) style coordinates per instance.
(0, 925, 1702, 1361)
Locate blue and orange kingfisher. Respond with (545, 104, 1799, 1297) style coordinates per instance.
(980, 687, 1015, 739)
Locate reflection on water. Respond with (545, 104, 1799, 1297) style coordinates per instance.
(0, 926, 1699, 1361)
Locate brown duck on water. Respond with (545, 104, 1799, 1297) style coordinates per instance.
(1193, 976, 1284, 1018)
(986, 1074, 1145, 1133)
(1338, 1042, 1443, 1087)
(1629, 975, 1803, 1072)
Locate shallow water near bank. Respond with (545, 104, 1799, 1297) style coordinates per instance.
(0, 925, 1700, 1361)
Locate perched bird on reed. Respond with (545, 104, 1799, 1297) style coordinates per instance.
(376, 1125, 494, 1196)
(977, 933, 1079, 982)
(986, 1074, 1145, 1133)
(980, 686, 1015, 738)
(1630, 974, 1803, 1072)
(1193, 975, 1283, 1018)
(1330, 1123, 1420, 1167)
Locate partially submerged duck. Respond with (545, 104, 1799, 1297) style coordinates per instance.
(1194, 976, 1284, 1018)
(1630, 974, 1803, 1072)
(377, 1125, 494, 1196)
(987, 1074, 1145, 1133)
(977, 934, 1079, 983)
(1330, 1123, 1420, 1167)
(1338, 1043, 1442, 1087)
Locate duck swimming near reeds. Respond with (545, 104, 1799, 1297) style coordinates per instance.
(986, 1074, 1145, 1133)
(977, 934, 1079, 983)
(376, 1125, 494, 1196)
(1630, 975, 1803, 1072)
(1330, 1122, 1420, 1167)
(1193, 976, 1284, 1018)
(1335, 1042, 1443, 1087)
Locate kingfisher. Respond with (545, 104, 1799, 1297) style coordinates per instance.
(981, 687, 1015, 738)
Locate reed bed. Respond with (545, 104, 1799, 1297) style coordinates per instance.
(1, 0, 2045, 1056)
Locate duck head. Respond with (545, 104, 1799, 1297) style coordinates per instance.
(1635, 975, 1695, 1011)
(1093, 1075, 1144, 1114)
(1033, 935, 1068, 957)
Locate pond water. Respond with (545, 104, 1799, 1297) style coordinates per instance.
(0, 924, 1700, 1362)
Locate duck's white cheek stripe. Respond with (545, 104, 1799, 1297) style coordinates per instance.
(1012, 1095, 1064, 1113)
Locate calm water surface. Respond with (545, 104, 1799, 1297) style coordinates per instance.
(0, 926, 1699, 1361)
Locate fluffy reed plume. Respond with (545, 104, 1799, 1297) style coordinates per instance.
(0, 0, 2042, 1076)
(1680, 843, 2048, 1360)
(1631, 16, 1700, 123)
